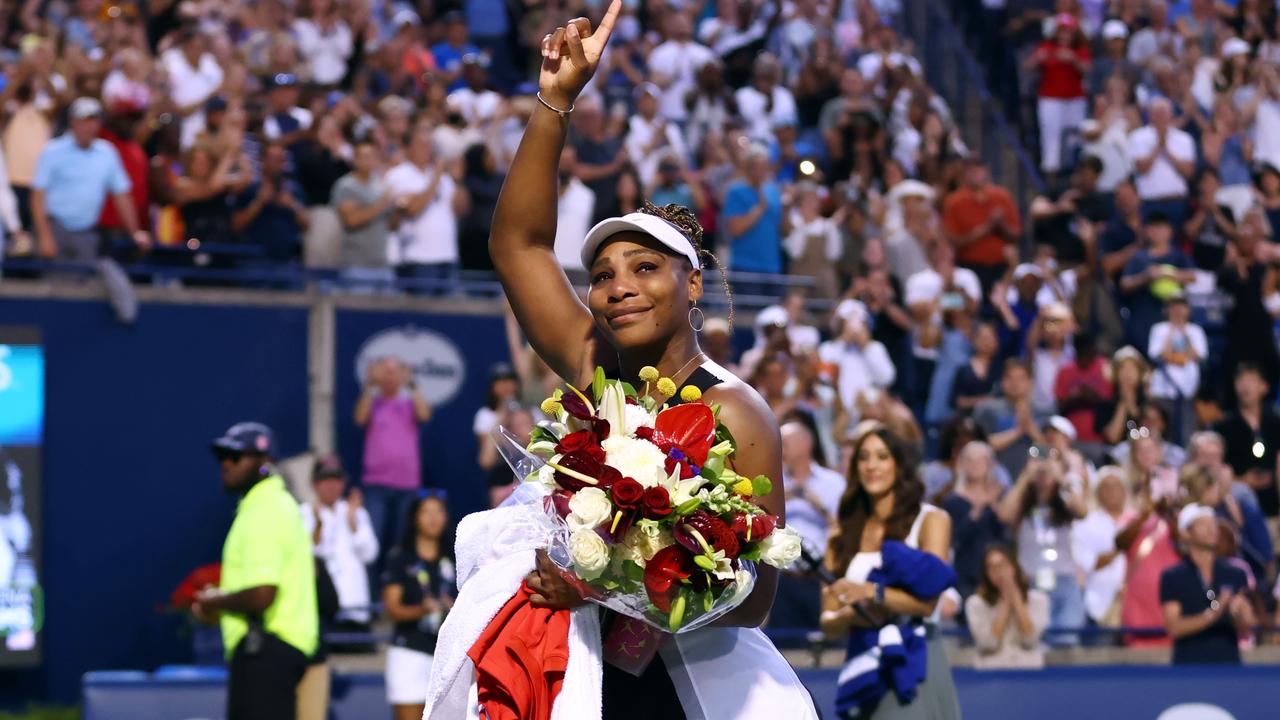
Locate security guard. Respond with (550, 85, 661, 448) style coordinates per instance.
(193, 422, 317, 719)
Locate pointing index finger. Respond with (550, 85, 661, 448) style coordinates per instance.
(592, 0, 623, 47)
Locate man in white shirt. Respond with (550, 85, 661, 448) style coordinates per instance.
(292, 4, 353, 86)
(385, 131, 470, 294)
(160, 28, 224, 148)
(446, 55, 504, 127)
(781, 422, 846, 553)
(553, 146, 596, 271)
(734, 53, 798, 142)
(1071, 467, 1128, 630)
(625, 84, 689, 188)
(1127, 97, 1195, 231)
(301, 456, 378, 625)
(262, 73, 314, 145)
(1127, 0, 1179, 77)
(647, 11, 716, 123)
(819, 299, 897, 414)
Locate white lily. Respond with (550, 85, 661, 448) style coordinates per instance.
(663, 466, 705, 507)
(596, 383, 629, 439)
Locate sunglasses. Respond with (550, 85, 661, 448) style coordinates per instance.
(1128, 425, 1153, 441)
(215, 449, 244, 463)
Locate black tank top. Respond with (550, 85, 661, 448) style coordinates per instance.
(601, 363, 721, 719)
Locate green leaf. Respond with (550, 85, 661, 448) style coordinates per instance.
(751, 475, 773, 497)
(715, 421, 738, 450)
(700, 465, 719, 481)
(693, 554, 715, 571)
(622, 560, 644, 582)
(530, 425, 561, 445)
(738, 546, 762, 561)
(703, 590, 714, 613)
(620, 381, 638, 398)
(676, 498, 702, 515)
(592, 366, 606, 402)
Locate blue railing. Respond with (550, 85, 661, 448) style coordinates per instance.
(900, 1, 1046, 212)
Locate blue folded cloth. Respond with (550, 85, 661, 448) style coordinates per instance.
(834, 541, 956, 718)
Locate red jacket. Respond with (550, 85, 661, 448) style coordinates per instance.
(467, 582, 571, 720)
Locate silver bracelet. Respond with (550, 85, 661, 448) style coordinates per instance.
(536, 92, 574, 118)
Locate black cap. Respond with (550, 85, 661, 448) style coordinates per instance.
(268, 72, 298, 89)
(1145, 210, 1171, 226)
(205, 95, 228, 113)
(312, 454, 347, 481)
(490, 362, 518, 381)
(441, 9, 466, 23)
(211, 421, 276, 459)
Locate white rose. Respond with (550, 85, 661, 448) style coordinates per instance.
(759, 526, 803, 569)
(623, 403, 655, 436)
(601, 435, 669, 487)
(569, 528, 611, 579)
(625, 521, 674, 561)
(527, 464, 557, 491)
(567, 487, 614, 532)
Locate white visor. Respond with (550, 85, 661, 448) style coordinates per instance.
(580, 212, 700, 271)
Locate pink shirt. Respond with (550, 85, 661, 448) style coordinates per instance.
(362, 395, 421, 490)
(1121, 515, 1179, 647)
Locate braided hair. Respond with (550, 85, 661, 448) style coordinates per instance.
(637, 200, 734, 325)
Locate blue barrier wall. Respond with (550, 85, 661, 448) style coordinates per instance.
(83, 664, 1280, 720)
(0, 297, 309, 703)
(333, 309, 511, 522)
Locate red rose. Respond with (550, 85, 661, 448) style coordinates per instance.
(611, 477, 645, 510)
(585, 445, 607, 465)
(642, 486, 672, 519)
(555, 430, 597, 455)
(643, 545, 694, 612)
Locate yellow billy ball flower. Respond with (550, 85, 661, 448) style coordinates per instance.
(539, 398, 563, 416)
(733, 477, 754, 496)
(656, 378, 677, 397)
(639, 366, 661, 383)
(679, 385, 702, 403)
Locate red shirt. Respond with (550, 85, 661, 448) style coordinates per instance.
(1036, 42, 1089, 99)
(97, 129, 149, 231)
(468, 582, 571, 720)
(1053, 356, 1112, 444)
(942, 185, 1022, 267)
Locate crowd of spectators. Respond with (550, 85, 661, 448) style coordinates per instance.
(11, 0, 1280, 699)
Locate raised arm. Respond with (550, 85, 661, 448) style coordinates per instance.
(489, 1, 623, 386)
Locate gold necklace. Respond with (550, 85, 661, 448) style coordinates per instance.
(620, 351, 706, 397)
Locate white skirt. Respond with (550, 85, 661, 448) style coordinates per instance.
(386, 645, 434, 705)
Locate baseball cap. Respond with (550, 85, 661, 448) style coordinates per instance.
(580, 212, 700, 270)
(1012, 263, 1045, 282)
(441, 9, 466, 23)
(756, 305, 790, 329)
(490, 362, 518, 381)
(1042, 301, 1072, 322)
(1222, 37, 1250, 59)
(268, 72, 298, 89)
(211, 421, 277, 458)
(1102, 19, 1128, 41)
(312, 454, 347, 481)
(1046, 415, 1078, 441)
(69, 96, 103, 120)
(1177, 503, 1216, 534)
(703, 317, 731, 336)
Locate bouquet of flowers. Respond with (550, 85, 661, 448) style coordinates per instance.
(499, 366, 802, 633)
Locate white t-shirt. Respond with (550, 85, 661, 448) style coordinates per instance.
(646, 40, 716, 121)
(1071, 509, 1127, 622)
(818, 338, 897, 411)
(161, 48, 223, 148)
(903, 267, 982, 307)
(447, 88, 504, 126)
(554, 178, 596, 270)
(1254, 97, 1280, 172)
(1032, 346, 1074, 413)
(473, 406, 499, 436)
(625, 115, 688, 188)
(734, 85, 798, 141)
(292, 19, 354, 86)
(384, 162, 459, 265)
(1126, 125, 1194, 200)
(263, 107, 314, 139)
(1147, 321, 1207, 400)
(784, 214, 842, 263)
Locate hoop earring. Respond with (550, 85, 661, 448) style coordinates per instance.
(688, 305, 705, 333)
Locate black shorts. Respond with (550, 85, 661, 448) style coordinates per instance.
(227, 630, 309, 720)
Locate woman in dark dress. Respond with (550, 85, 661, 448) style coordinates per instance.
(485, 3, 816, 717)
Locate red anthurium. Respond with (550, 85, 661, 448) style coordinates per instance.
(643, 545, 695, 613)
(673, 511, 740, 559)
(730, 513, 776, 543)
(664, 456, 697, 480)
(552, 451, 605, 492)
(559, 389, 595, 420)
(653, 403, 716, 466)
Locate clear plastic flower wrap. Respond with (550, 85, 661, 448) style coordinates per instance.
(489, 365, 803, 633)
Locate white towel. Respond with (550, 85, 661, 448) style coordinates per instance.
(422, 497, 603, 720)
